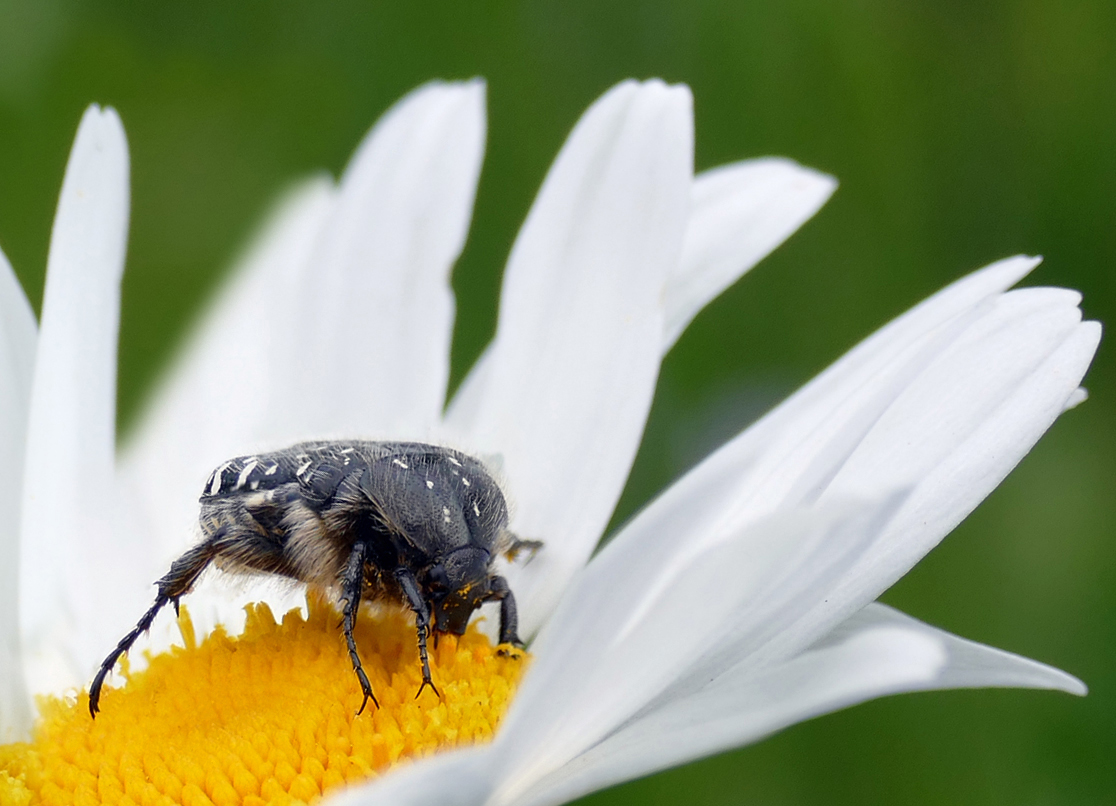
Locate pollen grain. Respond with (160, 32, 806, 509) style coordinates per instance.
(0, 597, 527, 805)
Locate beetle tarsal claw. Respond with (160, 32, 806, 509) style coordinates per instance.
(355, 686, 379, 716)
(415, 677, 442, 700)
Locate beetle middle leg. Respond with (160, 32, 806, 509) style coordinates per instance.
(394, 567, 441, 700)
(89, 541, 216, 717)
(341, 540, 378, 715)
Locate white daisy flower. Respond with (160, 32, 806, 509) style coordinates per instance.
(0, 78, 1099, 806)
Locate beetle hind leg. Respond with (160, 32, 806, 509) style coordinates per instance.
(88, 593, 169, 717)
(88, 542, 216, 718)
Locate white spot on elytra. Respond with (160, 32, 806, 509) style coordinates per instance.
(393, 458, 409, 469)
(447, 457, 462, 467)
(462, 477, 471, 487)
(236, 460, 259, 490)
(472, 502, 480, 517)
(442, 506, 452, 523)
(426, 480, 434, 489)
(209, 460, 234, 495)
(265, 464, 279, 475)
(340, 447, 354, 454)
(297, 461, 312, 476)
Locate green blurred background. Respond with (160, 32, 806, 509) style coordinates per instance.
(1, 1, 1112, 803)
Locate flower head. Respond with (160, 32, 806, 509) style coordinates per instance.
(0, 79, 1100, 806)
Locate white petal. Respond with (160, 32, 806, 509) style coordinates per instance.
(824, 288, 1086, 499)
(758, 311, 1100, 665)
(274, 80, 485, 442)
(327, 746, 496, 806)
(0, 244, 37, 741)
(578, 257, 1092, 675)
(520, 603, 1081, 806)
(443, 342, 494, 433)
(489, 496, 901, 803)
(444, 80, 693, 638)
(723, 255, 1043, 504)
(819, 603, 1086, 693)
(0, 247, 37, 384)
(19, 106, 130, 694)
(119, 178, 334, 571)
(664, 158, 836, 348)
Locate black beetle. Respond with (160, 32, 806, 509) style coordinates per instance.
(89, 441, 541, 717)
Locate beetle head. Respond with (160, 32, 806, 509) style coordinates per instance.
(425, 546, 492, 635)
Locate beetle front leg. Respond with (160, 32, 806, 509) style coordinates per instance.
(503, 535, 544, 564)
(487, 574, 522, 646)
(394, 567, 441, 699)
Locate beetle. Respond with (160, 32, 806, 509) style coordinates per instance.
(88, 440, 541, 718)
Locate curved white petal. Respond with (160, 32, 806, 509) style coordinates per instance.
(755, 310, 1100, 666)
(520, 603, 1081, 806)
(0, 244, 37, 741)
(488, 496, 901, 804)
(444, 79, 693, 639)
(819, 603, 1086, 693)
(823, 288, 1086, 500)
(329, 745, 496, 806)
(576, 258, 1092, 679)
(518, 624, 943, 806)
(274, 80, 485, 443)
(664, 158, 836, 348)
(19, 106, 129, 695)
(657, 290, 1094, 687)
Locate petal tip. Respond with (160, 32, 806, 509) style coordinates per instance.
(75, 103, 128, 153)
(1063, 386, 1088, 411)
(462, 76, 487, 96)
(1065, 675, 1089, 697)
(782, 160, 838, 204)
(645, 78, 694, 108)
(814, 168, 839, 196)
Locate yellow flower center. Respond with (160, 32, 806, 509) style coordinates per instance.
(0, 597, 528, 805)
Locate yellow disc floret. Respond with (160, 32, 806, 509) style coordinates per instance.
(0, 596, 528, 805)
